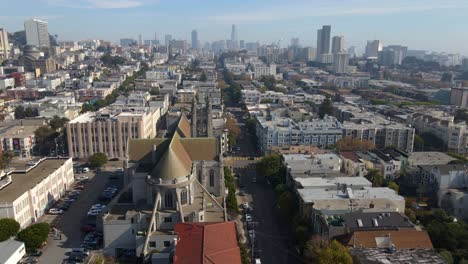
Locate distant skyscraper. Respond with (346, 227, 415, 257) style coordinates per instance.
(240, 40, 245, 50)
(462, 58, 468, 72)
(191, 30, 198, 49)
(331, 35, 344, 53)
(138, 34, 142, 45)
(291, 37, 300, 48)
(347, 46, 356, 58)
(333, 53, 349, 74)
(120, 38, 136, 47)
(316, 29, 322, 60)
(0, 28, 9, 60)
(230, 24, 239, 50)
(365, 40, 383, 58)
(164, 34, 172, 46)
(24, 19, 50, 47)
(316, 25, 331, 61)
(379, 45, 408, 66)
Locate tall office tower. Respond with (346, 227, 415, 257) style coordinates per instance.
(462, 58, 468, 72)
(379, 45, 408, 66)
(0, 28, 10, 60)
(347, 46, 356, 58)
(164, 34, 172, 46)
(230, 24, 238, 50)
(24, 19, 50, 47)
(333, 53, 349, 74)
(240, 40, 245, 50)
(191, 30, 198, 49)
(316, 25, 331, 61)
(365, 40, 383, 58)
(291, 37, 300, 48)
(332, 35, 344, 53)
(138, 34, 142, 45)
(316, 29, 322, 60)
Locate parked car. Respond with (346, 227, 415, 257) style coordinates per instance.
(82, 167, 90, 173)
(91, 204, 106, 210)
(49, 208, 64, 215)
(70, 247, 89, 256)
(242, 202, 249, 209)
(251, 177, 257, 183)
(245, 214, 252, 222)
(81, 225, 96, 233)
(87, 209, 101, 216)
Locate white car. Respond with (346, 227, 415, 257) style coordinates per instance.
(91, 204, 106, 210)
(242, 202, 249, 209)
(245, 214, 252, 222)
(82, 167, 90, 173)
(87, 209, 101, 216)
(49, 208, 64, 215)
(76, 175, 89, 180)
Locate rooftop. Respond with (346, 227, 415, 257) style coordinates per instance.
(0, 125, 39, 138)
(346, 230, 433, 249)
(350, 248, 446, 264)
(0, 239, 24, 263)
(173, 221, 241, 264)
(0, 158, 69, 203)
(408, 152, 457, 166)
(295, 176, 372, 189)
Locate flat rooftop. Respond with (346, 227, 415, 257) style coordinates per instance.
(298, 187, 404, 204)
(0, 159, 69, 203)
(295, 177, 372, 189)
(408, 152, 457, 166)
(0, 125, 38, 138)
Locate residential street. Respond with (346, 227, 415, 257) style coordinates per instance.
(229, 110, 301, 264)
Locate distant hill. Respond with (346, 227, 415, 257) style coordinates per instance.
(8, 30, 58, 47)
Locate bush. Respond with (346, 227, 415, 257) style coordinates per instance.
(224, 167, 238, 213)
(17, 223, 50, 252)
(0, 218, 20, 242)
(88, 152, 108, 168)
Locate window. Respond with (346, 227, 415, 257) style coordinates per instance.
(149, 242, 156, 248)
(164, 191, 173, 208)
(164, 241, 171, 247)
(184, 216, 190, 222)
(164, 217, 172, 223)
(209, 170, 215, 187)
(181, 188, 188, 205)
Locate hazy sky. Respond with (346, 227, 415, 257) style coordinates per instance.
(1, 0, 468, 55)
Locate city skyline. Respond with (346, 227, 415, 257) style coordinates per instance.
(1, 0, 468, 54)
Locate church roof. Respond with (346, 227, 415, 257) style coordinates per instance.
(127, 115, 219, 180)
(151, 131, 192, 180)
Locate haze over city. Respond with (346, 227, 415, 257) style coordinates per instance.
(1, 0, 468, 54)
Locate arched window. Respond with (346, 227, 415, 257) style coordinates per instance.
(164, 191, 173, 208)
(209, 169, 215, 187)
(181, 188, 188, 205)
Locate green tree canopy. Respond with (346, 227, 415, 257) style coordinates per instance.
(17, 223, 50, 252)
(365, 169, 384, 187)
(88, 152, 108, 168)
(49, 116, 69, 131)
(256, 154, 284, 186)
(387, 181, 400, 193)
(0, 218, 20, 242)
(0, 151, 14, 170)
(305, 239, 353, 264)
(318, 97, 333, 118)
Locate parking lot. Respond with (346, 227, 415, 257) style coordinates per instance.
(35, 163, 123, 264)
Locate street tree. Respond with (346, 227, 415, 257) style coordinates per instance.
(88, 152, 108, 168)
(318, 97, 333, 118)
(17, 223, 50, 252)
(305, 239, 353, 264)
(365, 169, 384, 187)
(49, 116, 69, 131)
(0, 218, 20, 242)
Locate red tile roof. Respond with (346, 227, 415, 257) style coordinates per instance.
(174, 222, 242, 264)
(346, 230, 434, 249)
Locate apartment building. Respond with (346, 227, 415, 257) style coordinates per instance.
(256, 115, 343, 153)
(407, 112, 468, 155)
(0, 125, 39, 159)
(0, 158, 74, 228)
(66, 106, 161, 158)
(334, 104, 415, 152)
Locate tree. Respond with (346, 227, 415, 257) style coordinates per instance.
(256, 154, 283, 186)
(439, 250, 454, 264)
(414, 134, 425, 151)
(34, 126, 57, 155)
(365, 169, 384, 187)
(387, 181, 400, 193)
(305, 239, 352, 264)
(88, 152, 108, 168)
(226, 116, 241, 148)
(0, 218, 20, 242)
(49, 116, 69, 131)
(441, 72, 453, 83)
(0, 151, 14, 170)
(318, 97, 333, 118)
(224, 167, 238, 213)
(14, 105, 25, 119)
(238, 242, 250, 264)
(199, 72, 207, 82)
(17, 223, 50, 252)
(405, 208, 416, 223)
(336, 137, 375, 151)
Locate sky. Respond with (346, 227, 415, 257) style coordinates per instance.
(1, 0, 468, 55)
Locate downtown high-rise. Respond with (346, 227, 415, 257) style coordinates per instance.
(24, 19, 50, 47)
(316, 25, 331, 58)
(191, 30, 199, 49)
(230, 24, 239, 50)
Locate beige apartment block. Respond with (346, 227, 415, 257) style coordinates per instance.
(67, 107, 160, 159)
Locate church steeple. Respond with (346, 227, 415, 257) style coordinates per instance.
(191, 97, 197, 138)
